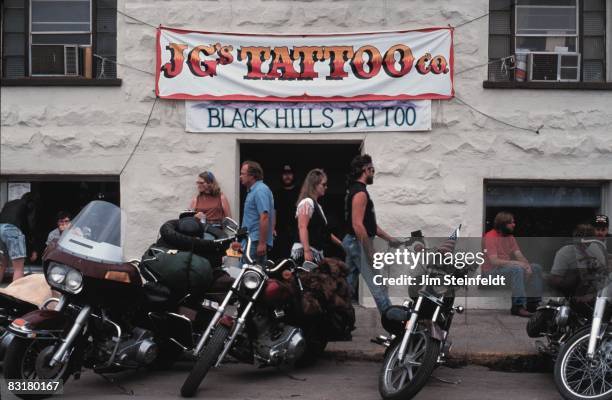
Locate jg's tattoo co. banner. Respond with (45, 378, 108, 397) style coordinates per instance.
(157, 26, 454, 101)
(186, 101, 431, 133)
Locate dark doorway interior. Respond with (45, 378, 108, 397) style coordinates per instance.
(2, 178, 119, 271)
(240, 142, 361, 260)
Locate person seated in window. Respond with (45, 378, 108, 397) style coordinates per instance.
(548, 224, 598, 296)
(482, 211, 543, 317)
(189, 171, 231, 226)
(593, 214, 610, 255)
(46, 211, 71, 246)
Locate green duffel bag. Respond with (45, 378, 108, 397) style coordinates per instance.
(140, 246, 214, 300)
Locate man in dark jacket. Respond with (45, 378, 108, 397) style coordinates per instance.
(0, 193, 38, 281)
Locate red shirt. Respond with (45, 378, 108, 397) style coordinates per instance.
(482, 229, 520, 273)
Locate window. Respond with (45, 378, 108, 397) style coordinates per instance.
(1, 0, 117, 80)
(484, 180, 606, 269)
(487, 0, 608, 84)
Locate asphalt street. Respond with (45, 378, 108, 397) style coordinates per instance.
(1, 360, 560, 400)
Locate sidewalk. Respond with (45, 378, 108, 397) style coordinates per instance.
(326, 306, 545, 371)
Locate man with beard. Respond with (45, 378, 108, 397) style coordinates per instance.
(343, 154, 397, 314)
(271, 164, 300, 261)
(482, 211, 543, 317)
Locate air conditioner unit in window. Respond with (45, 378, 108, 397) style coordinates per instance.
(64, 45, 79, 76)
(528, 52, 580, 82)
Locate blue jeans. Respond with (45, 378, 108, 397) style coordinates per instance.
(343, 234, 390, 314)
(489, 263, 543, 307)
(0, 224, 26, 260)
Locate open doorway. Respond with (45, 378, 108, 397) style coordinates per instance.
(1, 176, 119, 278)
(240, 141, 362, 259)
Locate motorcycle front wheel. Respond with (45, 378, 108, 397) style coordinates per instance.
(3, 337, 73, 399)
(378, 330, 439, 400)
(554, 329, 612, 400)
(180, 324, 230, 398)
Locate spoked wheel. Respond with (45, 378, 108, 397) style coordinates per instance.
(180, 324, 230, 398)
(378, 330, 439, 400)
(554, 330, 612, 400)
(3, 338, 71, 399)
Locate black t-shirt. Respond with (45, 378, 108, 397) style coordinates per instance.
(275, 186, 300, 233)
(0, 198, 30, 234)
(345, 181, 377, 237)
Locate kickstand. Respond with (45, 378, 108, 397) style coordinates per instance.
(97, 372, 135, 396)
(432, 375, 461, 385)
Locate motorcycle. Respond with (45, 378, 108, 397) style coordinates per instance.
(1, 201, 238, 398)
(553, 238, 612, 400)
(0, 274, 59, 361)
(526, 297, 590, 360)
(180, 233, 342, 398)
(375, 225, 465, 400)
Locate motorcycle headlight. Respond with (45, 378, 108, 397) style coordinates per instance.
(48, 264, 68, 285)
(65, 270, 83, 293)
(243, 271, 262, 291)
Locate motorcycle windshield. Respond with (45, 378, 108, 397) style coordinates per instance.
(57, 200, 124, 264)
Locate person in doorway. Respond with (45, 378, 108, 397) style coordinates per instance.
(46, 211, 71, 245)
(189, 171, 231, 226)
(290, 169, 343, 264)
(240, 161, 275, 264)
(482, 211, 543, 317)
(0, 192, 38, 282)
(343, 154, 398, 314)
(272, 164, 300, 261)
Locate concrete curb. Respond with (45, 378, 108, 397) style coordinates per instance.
(324, 349, 549, 372)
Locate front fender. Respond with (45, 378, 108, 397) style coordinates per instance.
(9, 309, 67, 338)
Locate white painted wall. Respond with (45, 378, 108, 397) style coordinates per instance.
(2, 0, 611, 308)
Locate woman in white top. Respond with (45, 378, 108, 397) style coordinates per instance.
(290, 169, 343, 263)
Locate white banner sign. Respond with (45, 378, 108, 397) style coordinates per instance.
(186, 101, 431, 132)
(157, 27, 454, 101)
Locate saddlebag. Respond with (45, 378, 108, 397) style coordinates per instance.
(140, 246, 214, 300)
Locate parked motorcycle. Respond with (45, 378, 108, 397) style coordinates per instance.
(375, 226, 465, 400)
(526, 297, 590, 360)
(180, 233, 344, 397)
(527, 237, 606, 360)
(1, 201, 238, 399)
(0, 274, 59, 360)
(553, 238, 612, 400)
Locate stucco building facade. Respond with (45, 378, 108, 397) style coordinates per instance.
(2, 0, 611, 307)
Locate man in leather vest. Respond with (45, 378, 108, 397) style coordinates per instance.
(343, 154, 397, 314)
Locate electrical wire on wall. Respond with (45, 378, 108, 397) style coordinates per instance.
(119, 97, 159, 176)
(109, 6, 543, 155)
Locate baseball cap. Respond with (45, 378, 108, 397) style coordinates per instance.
(282, 164, 293, 173)
(594, 214, 609, 228)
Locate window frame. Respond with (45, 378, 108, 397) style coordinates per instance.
(485, 0, 611, 88)
(29, 0, 92, 77)
(1, 0, 121, 86)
